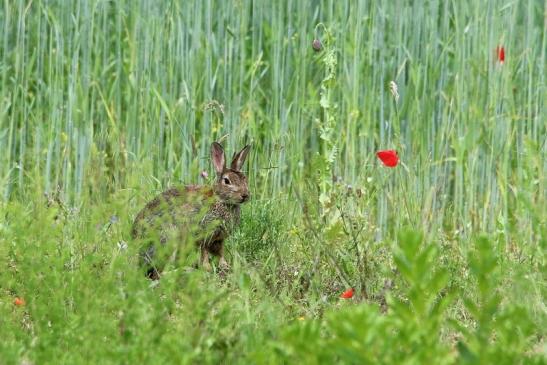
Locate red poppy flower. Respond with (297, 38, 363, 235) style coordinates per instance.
(14, 297, 25, 306)
(496, 46, 505, 65)
(340, 288, 354, 299)
(376, 150, 399, 167)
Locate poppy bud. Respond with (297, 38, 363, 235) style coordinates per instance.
(496, 46, 505, 65)
(312, 39, 322, 52)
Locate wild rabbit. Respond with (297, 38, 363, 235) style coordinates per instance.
(131, 142, 250, 279)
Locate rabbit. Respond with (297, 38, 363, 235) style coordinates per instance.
(131, 142, 251, 279)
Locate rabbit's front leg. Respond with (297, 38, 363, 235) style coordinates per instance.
(219, 255, 229, 269)
(218, 241, 230, 271)
(200, 245, 212, 271)
(207, 239, 229, 271)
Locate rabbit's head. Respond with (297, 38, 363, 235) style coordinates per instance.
(211, 142, 251, 204)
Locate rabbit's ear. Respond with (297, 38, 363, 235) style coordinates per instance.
(231, 145, 251, 171)
(211, 142, 226, 175)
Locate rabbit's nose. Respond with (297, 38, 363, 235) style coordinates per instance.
(241, 193, 249, 202)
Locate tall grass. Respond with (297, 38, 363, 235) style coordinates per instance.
(1, 1, 544, 237)
(0, 1, 546, 230)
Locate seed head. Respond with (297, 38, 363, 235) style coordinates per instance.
(389, 81, 399, 103)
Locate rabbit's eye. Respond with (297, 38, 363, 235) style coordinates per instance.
(223, 177, 231, 185)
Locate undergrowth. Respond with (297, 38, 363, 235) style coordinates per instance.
(0, 190, 544, 364)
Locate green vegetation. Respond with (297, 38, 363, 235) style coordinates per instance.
(1, 0, 545, 364)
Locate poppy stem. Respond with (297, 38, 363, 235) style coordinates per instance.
(398, 167, 415, 226)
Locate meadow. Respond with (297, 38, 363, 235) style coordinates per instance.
(0, 0, 545, 364)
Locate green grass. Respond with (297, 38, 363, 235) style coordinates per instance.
(0, 0, 545, 364)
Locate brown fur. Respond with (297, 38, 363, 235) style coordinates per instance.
(131, 143, 250, 279)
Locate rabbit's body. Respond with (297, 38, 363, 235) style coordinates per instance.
(131, 185, 241, 249)
(131, 143, 250, 279)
